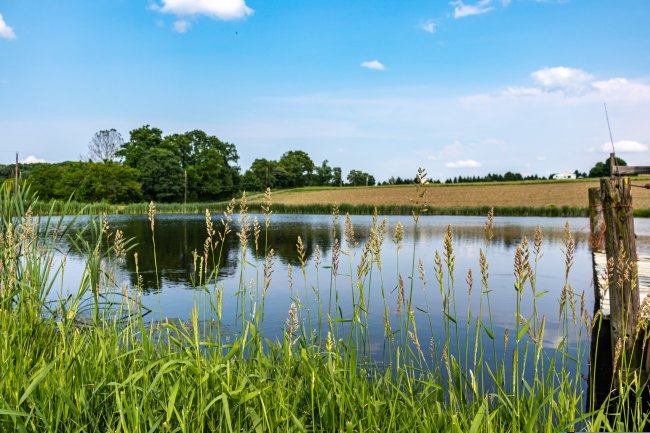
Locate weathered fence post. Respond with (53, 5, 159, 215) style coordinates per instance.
(588, 185, 612, 411)
(589, 187, 605, 253)
(589, 187, 605, 304)
(600, 177, 642, 381)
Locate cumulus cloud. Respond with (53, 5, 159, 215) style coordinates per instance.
(601, 140, 648, 153)
(419, 20, 436, 34)
(451, 0, 495, 18)
(531, 66, 594, 91)
(155, 0, 253, 21)
(173, 19, 191, 33)
(445, 159, 482, 168)
(0, 14, 16, 40)
(22, 155, 47, 164)
(361, 60, 385, 71)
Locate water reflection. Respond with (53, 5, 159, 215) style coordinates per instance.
(52, 214, 650, 342)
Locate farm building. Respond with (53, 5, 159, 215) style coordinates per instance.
(552, 171, 576, 180)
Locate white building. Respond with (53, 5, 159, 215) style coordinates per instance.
(552, 171, 577, 180)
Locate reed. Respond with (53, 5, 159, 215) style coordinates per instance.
(1, 179, 648, 432)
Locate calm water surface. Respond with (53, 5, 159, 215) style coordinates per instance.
(50, 214, 650, 363)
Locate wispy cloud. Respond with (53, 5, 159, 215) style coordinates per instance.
(451, 0, 495, 18)
(0, 14, 16, 40)
(601, 140, 648, 153)
(22, 155, 47, 164)
(360, 60, 386, 71)
(154, 0, 253, 21)
(419, 19, 436, 34)
(172, 19, 191, 33)
(446, 159, 482, 168)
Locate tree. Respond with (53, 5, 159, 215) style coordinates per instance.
(166, 130, 240, 200)
(242, 158, 281, 191)
(88, 129, 124, 162)
(278, 150, 315, 187)
(118, 125, 167, 169)
(588, 157, 627, 178)
(314, 160, 333, 186)
(332, 167, 342, 187)
(138, 148, 184, 202)
(347, 170, 375, 186)
(76, 162, 142, 203)
(26, 161, 142, 203)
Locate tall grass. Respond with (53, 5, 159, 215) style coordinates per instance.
(1, 179, 649, 431)
(31, 199, 595, 217)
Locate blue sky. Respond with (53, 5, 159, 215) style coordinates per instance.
(1, 0, 649, 180)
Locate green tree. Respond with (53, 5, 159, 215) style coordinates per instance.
(347, 170, 375, 186)
(242, 158, 281, 191)
(138, 148, 184, 202)
(314, 160, 333, 186)
(27, 162, 142, 203)
(118, 125, 168, 168)
(588, 157, 627, 178)
(25, 164, 65, 200)
(332, 167, 342, 187)
(278, 150, 315, 187)
(76, 162, 142, 203)
(166, 130, 240, 200)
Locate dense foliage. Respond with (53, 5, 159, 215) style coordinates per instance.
(588, 157, 627, 178)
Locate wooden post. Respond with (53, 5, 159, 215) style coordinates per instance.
(589, 187, 605, 305)
(589, 187, 605, 252)
(600, 177, 642, 381)
(609, 153, 618, 178)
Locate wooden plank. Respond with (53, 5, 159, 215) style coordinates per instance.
(609, 152, 650, 176)
(613, 166, 650, 176)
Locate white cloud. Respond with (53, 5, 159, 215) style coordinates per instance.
(591, 78, 650, 102)
(476, 66, 650, 104)
(445, 159, 482, 168)
(451, 0, 495, 18)
(0, 14, 16, 40)
(601, 140, 648, 153)
(22, 155, 47, 164)
(531, 66, 594, 93)
(360, 60, 385, 71)
(427, 155, 437, 161)
(155, 0, 253, 21)
(173, 19, 191, 33)
(419, 20, 436, 34)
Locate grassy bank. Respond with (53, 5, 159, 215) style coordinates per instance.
(2, 181, 649, 431)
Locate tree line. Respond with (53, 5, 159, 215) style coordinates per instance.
(2, 127, 630, 204)
(2, 126, 380, 204)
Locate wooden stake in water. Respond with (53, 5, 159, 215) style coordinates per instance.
(600, 177, 642, 382)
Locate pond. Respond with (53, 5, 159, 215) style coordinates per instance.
(48, 213, 650, 376)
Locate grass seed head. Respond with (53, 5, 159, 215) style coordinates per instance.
(148, 201, 155, 231)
